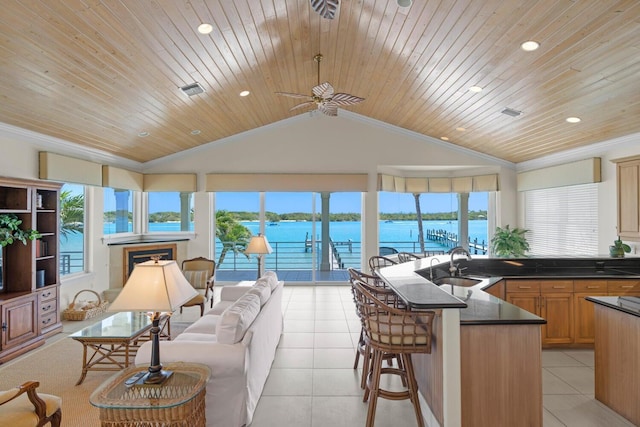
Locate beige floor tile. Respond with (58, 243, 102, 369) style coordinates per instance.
(542, 350, 585, 367)
(314, 309, 346, 320)
(543, 395, 636, 427)
(278, 332, 315, 348)
(310, 396, 370, 427)
(284, 310, 316, 320)
(314, 332, 354, 348)
(543, 368, 581, 395)
(251, 396, 312, 427)
(312, 369, 363, 396)
(563, 349, 595, 367)
(284, 319, 315, 333)
(313, 348, 357, 369)
(546, 366, 595, 395)
(262, 368, 313, 396)
(273, 348, 314, 368)
(543, 408, 566, 427)
(314, 319, 350, 333)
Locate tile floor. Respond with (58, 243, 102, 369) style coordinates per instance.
(242, 285, 636, 427)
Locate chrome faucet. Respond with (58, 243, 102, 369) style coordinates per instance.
(429, 257, 441, 281)
(449, 246, 472, 276)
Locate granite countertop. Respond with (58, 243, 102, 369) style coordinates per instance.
(586, 296, 640, 318)
(378, 255, 640, 326)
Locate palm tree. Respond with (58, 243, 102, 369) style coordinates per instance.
(413, 193, 425, 254)
(59, 190, 84, 241)
(215, 210, 252, 267)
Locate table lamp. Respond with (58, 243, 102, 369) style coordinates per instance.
(245, 234, 273, 279)
(108, 257, 198, 385)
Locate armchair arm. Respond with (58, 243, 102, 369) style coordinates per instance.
(219, 285, 253, 301)
(0, 381, 47, 419)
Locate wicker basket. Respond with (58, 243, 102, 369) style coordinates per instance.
(63, 289, 108, 321)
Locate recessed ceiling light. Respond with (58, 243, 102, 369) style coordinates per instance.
(468, 86, 483, 93)
(239, 90, 250, 97)
(397, 0, 412, 7)
(566, 117, 581, 123)
(440, 136, 450, 141)
(191, 129, 201, 135)
(521, 40, 540, 51)
(198, 23, 213, 34)
(456, 127, 466, 132)
(138, 131, 149, 137)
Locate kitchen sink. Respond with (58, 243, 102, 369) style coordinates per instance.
(432, 276, 482, 287)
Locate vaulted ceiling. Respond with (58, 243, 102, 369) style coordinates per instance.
(1, 0, 639, 164)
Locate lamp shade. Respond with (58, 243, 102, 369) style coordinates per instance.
(245, 235, 273, 255)
(109, 259, 198, 312)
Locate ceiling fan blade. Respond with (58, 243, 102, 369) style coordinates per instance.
(275, 92, 313, 100)
(310, 0, 339, 20)
(312, 82, 334, 99)
(289, 101, 316, 111)
(331, 93, 365, 106)
(318, 102, 338, 116)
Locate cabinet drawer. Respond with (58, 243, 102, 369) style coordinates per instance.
(541, 280, 574, 293)
(506, 280, 540, 293)
(40, 312, 58, 329)
(40, 299, 57, 316)
(608, 280, 640, 293)
(38, 287, 57, 302)
(574, 280, 607, 292)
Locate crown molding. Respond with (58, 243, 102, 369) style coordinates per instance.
(516, 132, 640, 172)
(0, 121, 142, 171)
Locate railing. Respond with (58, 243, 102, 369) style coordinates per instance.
(60, 251, 84, 275)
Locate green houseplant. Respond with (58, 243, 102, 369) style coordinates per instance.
(490, 225, 530, 258)
(0, 213, 41, 247)
(609, 236, 631, 258)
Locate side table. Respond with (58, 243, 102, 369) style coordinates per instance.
(90, 362, 211, 427)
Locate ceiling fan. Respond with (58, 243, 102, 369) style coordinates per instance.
(310, 0, 339, 20)
(276, 53, 365, 117)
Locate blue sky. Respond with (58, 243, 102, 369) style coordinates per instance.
(95, 187, 488, 214)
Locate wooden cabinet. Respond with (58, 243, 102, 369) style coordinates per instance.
(574, 280, 608, 344)
(613, 156, 640, 241)
(506, 280, 574, 346)
(0, 177, 62, 363)
(608, 279, 640, 296)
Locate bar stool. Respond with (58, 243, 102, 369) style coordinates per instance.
(348, 269, 405, 390)
(351, 280, 435, 427)
(368, 255, 397, 275)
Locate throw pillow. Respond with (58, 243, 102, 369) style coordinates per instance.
(247, 282, 271, 306)
(183, 270, 209, 289)
(216, 293, 261, 344)
(262, 270, 279, 291)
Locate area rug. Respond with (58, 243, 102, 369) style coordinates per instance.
(0, 321, 191, 426)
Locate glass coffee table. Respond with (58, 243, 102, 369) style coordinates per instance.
(70, 312, 170, 385)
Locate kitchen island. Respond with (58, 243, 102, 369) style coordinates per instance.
(377, 255, 640, 427)
(586, 296, 640, 426)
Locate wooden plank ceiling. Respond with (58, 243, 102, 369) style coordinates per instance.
(0, 0, 639, 164)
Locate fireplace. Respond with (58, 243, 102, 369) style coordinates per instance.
(122, 244, 177, 284)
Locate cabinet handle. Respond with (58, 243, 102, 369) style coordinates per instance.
(1, 322, 6, 331)
(587, 286, 600, 289)
(552, 286, 566, 289)
(42, 291, 52, 298)
(42, 318, 51, 325)
(519, 286, 532, 289)
(41, 305, 51, 311)
(620, 285, 634, 288)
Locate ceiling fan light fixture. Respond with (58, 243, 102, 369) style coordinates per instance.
(397, 0, 412, 7)
(521, 40, 540, 51)
(240, 90, 250, 97)
(468, 86, 483, 93)
(197, 23, 213, 34)
(566, 117, 581, 123)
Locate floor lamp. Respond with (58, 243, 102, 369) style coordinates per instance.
(245, 234, 273, 279)
(108, 258, 198, 385)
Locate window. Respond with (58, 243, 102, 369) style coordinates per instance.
(378, 191, 489, 255)
(524, 183, 598, 255)
(59, 183, 85, 275)
(147, 192, 194, 232)
(104, 188, 133, 234)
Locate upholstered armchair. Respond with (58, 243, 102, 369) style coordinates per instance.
(0, 381, 62, 427)
(180, 257, 216, 315)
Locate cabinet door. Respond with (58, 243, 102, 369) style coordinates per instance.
(617, 160, 640, 239)
(1, 295, 38, 350)
(541, 293, 574, 345)
(506, 293, 539, 316)
(573, 280, 608, 344)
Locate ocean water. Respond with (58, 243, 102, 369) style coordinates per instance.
(60, 220, 488, 273)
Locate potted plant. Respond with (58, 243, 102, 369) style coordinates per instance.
(609, 236, 631, 258)
(490, 225, 530, 258)
(0, 213, 41, 247)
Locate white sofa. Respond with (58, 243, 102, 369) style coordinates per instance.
(135, 271, 284, 427)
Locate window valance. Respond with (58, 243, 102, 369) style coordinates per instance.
(205, 173, 368, 192)
(377, 173, 498, 193)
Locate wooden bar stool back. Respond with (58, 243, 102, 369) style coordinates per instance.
(352, 280, 435, 427)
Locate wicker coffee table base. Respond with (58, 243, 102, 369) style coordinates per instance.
(97, 387, 205, 427)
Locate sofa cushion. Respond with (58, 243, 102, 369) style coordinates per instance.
(216, 293, 261, 344)
(247, 282, 271, 306)
(183, 269, 210, 289)
(262, 271, 279, 291)
(183, 314, 220, 335)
